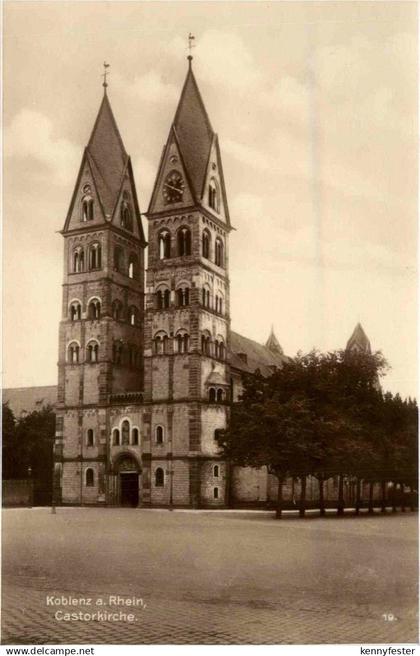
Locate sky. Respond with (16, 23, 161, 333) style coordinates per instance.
(3, 1, 417, 398)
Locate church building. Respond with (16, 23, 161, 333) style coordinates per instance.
(52, 59, 372, 508)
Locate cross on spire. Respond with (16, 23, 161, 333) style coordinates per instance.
(187, 33, 195, 67)
(102, 61, 110, 91)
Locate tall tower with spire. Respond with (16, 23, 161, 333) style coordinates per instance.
(54, 86, 146, 505)
(346, 323, 372, 354)
(143, 58, 232, 507)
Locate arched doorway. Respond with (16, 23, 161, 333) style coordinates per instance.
(116, 455, 141, 507)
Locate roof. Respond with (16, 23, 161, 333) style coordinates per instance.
(3, 386, 57, 417)
(173, 66, 214, 200)
(346, 323, 372, 354)
(265, 328, 284, 356)
(229, 331, 289, 376)
(86, 92, 128, 218)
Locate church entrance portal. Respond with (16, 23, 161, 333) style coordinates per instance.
(120, 472, 139, 507)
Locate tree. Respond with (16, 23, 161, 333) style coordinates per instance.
(218, 348, 392, 518)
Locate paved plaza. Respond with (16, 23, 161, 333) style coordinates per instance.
(2, 508, 418, 644)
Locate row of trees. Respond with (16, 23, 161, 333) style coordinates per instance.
(3, 404, 55, 505)
(218, 349, 418, 518)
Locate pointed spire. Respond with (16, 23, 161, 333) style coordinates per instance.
(86, 93, 128, 218)
(172, 65, 214, 200)
(346, 323, 372, 354)
(265, 327, 284, 356)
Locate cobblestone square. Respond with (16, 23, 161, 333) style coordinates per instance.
(2, 508, 418, 644)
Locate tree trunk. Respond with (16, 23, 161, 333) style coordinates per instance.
(391, 482, 397, 513)
(275, 477, 284, 519)
(368, 481, 374, 514)
(381, 480, 387, 513)
(299, 475, 307, 517)
(401, 483, 406, 512)
(355, 478, 361, 515)
(337, 474, 344, 516)
(318, 477, 325, 517)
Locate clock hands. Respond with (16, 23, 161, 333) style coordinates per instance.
(164, 183, 184, 193)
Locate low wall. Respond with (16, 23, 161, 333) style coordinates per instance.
(2, 479, 33, 506)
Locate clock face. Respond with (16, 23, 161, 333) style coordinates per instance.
(163, 170, 185, 204)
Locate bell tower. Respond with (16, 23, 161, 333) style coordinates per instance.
(144, 59, 232, 507)
(54, 86, 146, 505)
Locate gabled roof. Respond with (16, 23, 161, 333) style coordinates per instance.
(229, 331, 289, 376)
(346, 323, 372, 354)
(173, 66, 214, 200)
(86, 92, 128, 218)
(3, 386, 57, 416)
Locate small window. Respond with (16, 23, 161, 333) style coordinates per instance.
(86, 429, 94, 447)
(217, 388, 224, 403)
(81, 193, 94, 222)
(68, 342, 80, 364)
(213, 487, 219, 499)
(122, 420, 130, 446)
(156, 425, 164, 444)
(202, 230, 211, 259)
(114, 246, 123, 273)
(87, 342, 99, 363)
(132, 428, 139, 445)
(158, 231, 171, 259)
(208, 179, 219, 212)
(129, 306, 138, 326)
(209, 388, 216, 403)
(177, 227, 191, 256)
(73, 248, 84, 273)
(113, 428, 120, 446)
(85, 468, 94, 487)
(154, 333, 169, 355)
(112, 300, 123, 321)
(155, 467, 164, 487)
(156, 288, 170, 309)
(128, 254, 138, 279)
(120, 201, 133, 231)
(176, 287, 190, 307)
(215, 238, 224, 267)
(70, 302, 82, 321)
(89, 243, 102, 270)
(88, 299, 101, 320)
(213, 465, 219, 478)
(176, 333, 189, 354)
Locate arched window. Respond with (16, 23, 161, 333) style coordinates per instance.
(128, 306, 137, 326)
(202, 288, 211, 309)
(153, 332, 169, 355)
(213, 465, 219, 478)
(86, 429, 94, 447)
(128, 254, 138, 279)
(215, 339, 225, 360)
(122, 420, 130, 446)
(176, 287, 189, 307)
(156, 288, 170, 309)
(215, 295, 224, 315)
(209, 388, 216, 403)
(176, 331, 189, 354)
(85, 468, 94, 487)
(73, 247, 84, 273)
(217, 388, 224, 402)
(132, 428, 139, 445)
(201, 333, 211, 356)
(120, 199, 133, 231)
(202, 230, 211, 259)
(177, 227, 191, 256)
(68, 342, 80, 364)
(215, 238, 224, 267)
(81, 191, 94, 222)
(219, 342, 225, 360)
(113, 428, 120, 446)
(88, 299, 101, 320)
(113, 341, 123, 365)
(70, 301, 82, 321)
(156, 426, 164, 444)
(112, 300, 123, 321)
(213, 487, 219, 499)
(155, 467, 164, 487)
(208, 179, 219, 212)
(89, 242, 102, 270)
(158, 230, 171, 259)
(114, 246, 123, 273)
(87, 341, 99, 363)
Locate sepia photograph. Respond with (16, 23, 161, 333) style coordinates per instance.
(2, 0, 418, 649)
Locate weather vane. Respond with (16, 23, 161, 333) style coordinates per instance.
(187, 33, 195, 65)
(102, 62, 110, 90)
